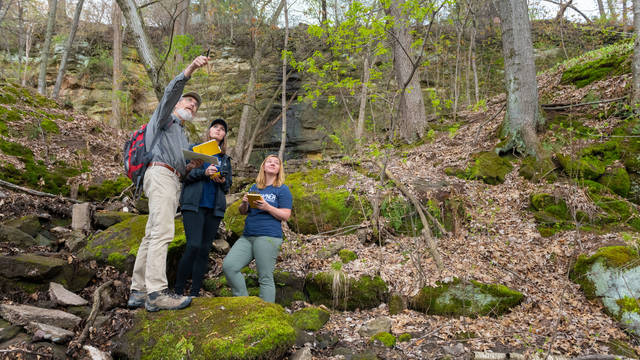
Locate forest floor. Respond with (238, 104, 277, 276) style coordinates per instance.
(0, 65, 637, 359)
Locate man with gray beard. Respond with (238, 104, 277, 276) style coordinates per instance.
(127, 55, 209, 312)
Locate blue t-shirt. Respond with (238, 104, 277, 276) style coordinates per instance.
(198, 154, 223, 209)
(242, 184, 293, 238)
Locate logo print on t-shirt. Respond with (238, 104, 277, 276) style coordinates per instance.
(263, 193, 277, 203)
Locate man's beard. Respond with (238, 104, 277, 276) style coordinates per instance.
(175, 108, 193, 121)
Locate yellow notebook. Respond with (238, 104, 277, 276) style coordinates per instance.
(247, 193, 264, 208)
(192, 140, 221, 156)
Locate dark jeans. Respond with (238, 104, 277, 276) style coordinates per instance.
(175, 208, 222, 296)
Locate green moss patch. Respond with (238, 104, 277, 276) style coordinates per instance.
(40, 119, 59, 134)
(80, 215, 186, 272)
(339, 249, 357, 263)
(287, 169, 370, 234)
(560, 40, 631, 88)
(446, 151, 513, 185)
(291, 307, 330, 331)
(305, 272, 388, 311)
(519, 156, 558, 183)
(78, 176, 132, 202)
(371, 332, 396, 348)
(222, 199, 246, 239)
(598, 166, 631, 197)
(120, 297, 296, 360)
(569, 246, 640, 335)
(410, 278, 523, 317)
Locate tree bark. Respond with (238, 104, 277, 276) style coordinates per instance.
(278, 0, 289, 160)
(17, 0, 24, 80)
(555, 0, 573, 20)
(321, 0, 327, 23)
(596, 0, 607, 20)
(623, 0, 629, 31)
(607, 0, 618, 22)
(52, 0, 84, 100)
(115, 0, 168, 100)
(496, 0, 544, 157)
(632, 0, 640, 106)
(384, 0, 427, 143)
(356, 54, 370, 142)
(38, 0, 58, 95)
(112, 0, 123, 128)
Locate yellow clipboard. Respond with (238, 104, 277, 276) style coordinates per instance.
(192, 140, 221, 156)
(247, 193, 264, 208)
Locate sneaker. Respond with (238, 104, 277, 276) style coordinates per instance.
(145, 289, 192, 312)
(127, 290, 146, 309)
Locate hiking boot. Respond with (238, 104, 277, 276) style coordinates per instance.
(145, 289, 192, 312)
(127, 290, 146, 309)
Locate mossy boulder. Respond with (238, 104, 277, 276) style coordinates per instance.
(339, 249, 357, 264)
(410, 278, 523, 317)
(519, 156, 557, 183)
(79, 176, 132, 202)
(291, 307, 330, 331)
(305, 272, 388, 310)
(529, 193, 581, 237)
(79, 215, 186, 273)
(555, 153, 605, 180)
(448, 151, 513, 185)
(287, 169, 370, 234)
(560, 41, 631, 88)
(92, 211, 136, 230)
(569, 246, 640, 335)
(598, 166, 631, 198)
(4, 215, 42, 237)
(115, 297, 296, 360)
(0, 254, 94, 293)
(204, 270, 306, 307)
(371, 332, 396, 348)
(222, 199, 246, 240)
(0, 224, 36, 248)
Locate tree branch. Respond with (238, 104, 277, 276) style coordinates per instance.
(0, 179, 82, 203)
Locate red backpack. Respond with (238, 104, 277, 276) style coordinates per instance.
(123, 123, 163, 196)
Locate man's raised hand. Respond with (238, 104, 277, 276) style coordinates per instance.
(184, 55, 210, 77)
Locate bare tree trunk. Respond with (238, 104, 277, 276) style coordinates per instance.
(356, 54, 370, 143)
(56, 0, 67, 23)
(52, 0, 84, 99)
(17, 0, 24, 80)
(632, 0, 640, 106)
(496, 0, 544, 157)
(278, 0, 289, 160)
(321, 0, 327, 23)
(115, 0, 168, 100)
(38, 0, 58, 95)
(607, 0, 618, 22)
(470, 18, 479, 105)
(555, 0, 573, 20)
(623, 0, 629, 31)
(384, 0, 427, 142)
(22, 23, 33, 86)
(112, 0, 123, 128)
(596, 0, 607, 20)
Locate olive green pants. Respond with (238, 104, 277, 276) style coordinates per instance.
(222, 236, 282, 303)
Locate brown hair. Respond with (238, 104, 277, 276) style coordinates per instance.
(256, 155, 285, 189)
(206, 127, 227, 154)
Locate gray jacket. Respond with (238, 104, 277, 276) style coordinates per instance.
(145, 72, 192, 176)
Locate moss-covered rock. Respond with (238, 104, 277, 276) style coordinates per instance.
(0, 224, 36, 248)
(222, 199, 246, 240)
(291, 307, 330, 331)
(0, 254, 94, 293)
(92, 211, 136, 230)
(305, 272, 388, 310)
(204, 270, 306, 307)
(371, 332, 396, 348)
(398, 333, 412, 343)
(529, 193, 580, 237)
(519, 156, 558, 183)
(3, 215, 42, 238)
(78, 176, 132, 202)
(598, 166, 631, 198)
(389, 293, 405, 315)
(560, 41, 631, 88)
(448, 151, 513, 185)
(80, 215, 186, 273)
(556, 153, 605, 180)
(287, 169, 370, 234)
(410, 278, 523, 317)
(116, 297, 296, 360)
(569, 246, 640, 335)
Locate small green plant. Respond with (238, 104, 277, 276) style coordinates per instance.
(448, 123, 460, 138)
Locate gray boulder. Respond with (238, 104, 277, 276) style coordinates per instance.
(49, 282, 88, 306)
(4, 215, 41, 237)
(0, 304, 81, 330)
(0, 225, 36, 247)
(358, 316, 392, 338)
(27, 322, 74, 344)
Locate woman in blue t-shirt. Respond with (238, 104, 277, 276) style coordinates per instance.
(222, 154, 292, 303)
(175, 118, 232, 297)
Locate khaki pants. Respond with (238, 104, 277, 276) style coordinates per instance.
(130, 166, 181, 294)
